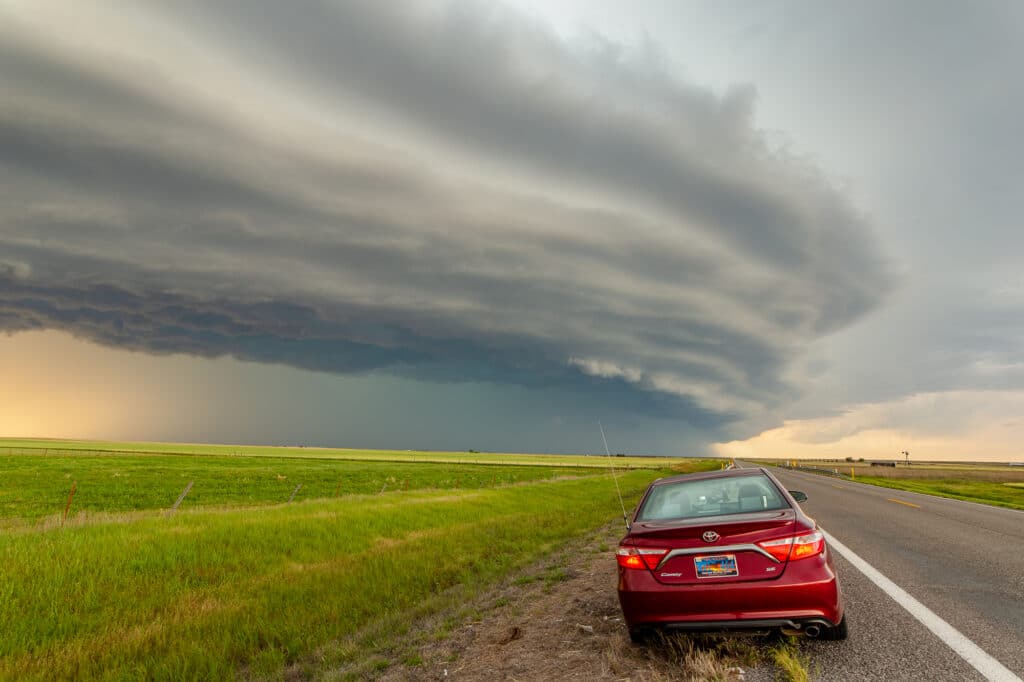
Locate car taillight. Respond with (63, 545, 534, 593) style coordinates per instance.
(757, 530, 825, 562)
(616, 547, 669, 570)
(757, 536, 794, 562)
(790, 531, 825, 560)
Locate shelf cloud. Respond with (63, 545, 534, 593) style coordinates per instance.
(0, 1, 891, 442)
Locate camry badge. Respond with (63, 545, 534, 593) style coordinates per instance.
(702, 531, 720, 543)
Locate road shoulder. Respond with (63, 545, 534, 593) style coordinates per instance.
(371, 523, 783, 681)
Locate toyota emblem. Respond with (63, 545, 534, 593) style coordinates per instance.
(702, 531, 719, 543)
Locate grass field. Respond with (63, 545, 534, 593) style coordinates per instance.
(0, 438, 689, 469)
(0, 442, 720, 680)
(846, 476, 1024, 510)
(0, 452, 587, 523)
(752, 459, 1024, 510)
(758, 459, 1024, 481)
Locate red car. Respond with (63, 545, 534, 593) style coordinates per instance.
(617, 467, 847, 642)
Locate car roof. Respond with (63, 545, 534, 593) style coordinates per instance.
(650, 467, 771, 487)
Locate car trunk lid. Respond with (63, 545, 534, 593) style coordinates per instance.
(628, 509, 796, 585)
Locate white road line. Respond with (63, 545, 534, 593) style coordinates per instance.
(822, 529, 1022, 682)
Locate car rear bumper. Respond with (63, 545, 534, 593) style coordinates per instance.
(618, 550, 843, 630)
(659, 617, 837, 633)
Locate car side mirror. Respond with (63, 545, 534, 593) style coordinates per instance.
(789, 490, 808, 502)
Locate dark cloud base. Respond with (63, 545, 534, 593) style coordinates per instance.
(0, 0, 894, 448)
(0, 274, 730, 429)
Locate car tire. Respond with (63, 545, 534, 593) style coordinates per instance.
(628, 627, 651, 644)
(820, 616, 849, 641)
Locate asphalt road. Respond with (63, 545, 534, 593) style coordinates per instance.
(737, 461, 1024, 681)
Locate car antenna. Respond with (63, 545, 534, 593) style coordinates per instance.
(599, 421, 630, 530)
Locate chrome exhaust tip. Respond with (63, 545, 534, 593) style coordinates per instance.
(804, 624, 822, 638)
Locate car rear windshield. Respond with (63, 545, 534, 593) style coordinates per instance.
(637, 474, 790, 521)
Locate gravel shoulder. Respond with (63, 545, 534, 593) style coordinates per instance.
(374, 523, 783, 682)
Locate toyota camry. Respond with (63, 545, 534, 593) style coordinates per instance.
(617, 467, 847, 642)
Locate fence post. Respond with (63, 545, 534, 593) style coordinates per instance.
(63, 481, 77, 525)
(167, 481, 194, 515)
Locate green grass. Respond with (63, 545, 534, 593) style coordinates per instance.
(852, 476, 1024, 510)
(0, 437, 706, 469)
(0, 444, 722, 680)
(772, 639, 811, 682)
(0, 452, 586, 522)
(0, 472, 665, 680)
(756, 459, 1024, 510)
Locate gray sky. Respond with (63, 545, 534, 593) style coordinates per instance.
(2, 1, 1022, 458)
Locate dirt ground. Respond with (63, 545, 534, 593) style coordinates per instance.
(377, 524, 779, 682)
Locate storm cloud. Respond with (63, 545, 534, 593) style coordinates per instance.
(0, 1, 891, 440)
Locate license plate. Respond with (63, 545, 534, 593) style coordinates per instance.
(694, 554, 738, 578)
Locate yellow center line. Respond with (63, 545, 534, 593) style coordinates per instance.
(831, 484, 846, 489)
(888, 498, 921, 509)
